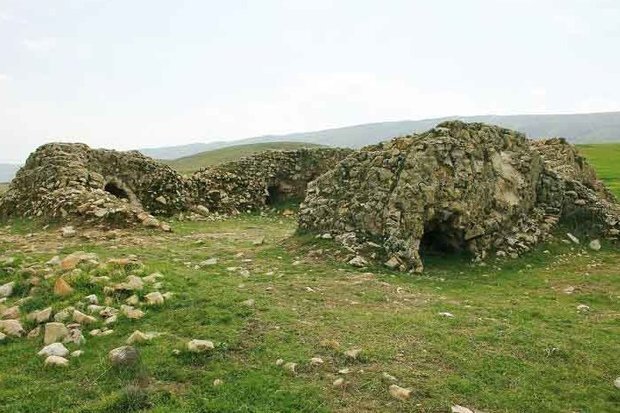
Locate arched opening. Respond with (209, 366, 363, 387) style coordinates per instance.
(104, 182, 130, 200)
(419, 218, 466, 258)
(265, 185, 284, 206)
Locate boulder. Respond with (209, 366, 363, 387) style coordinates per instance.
(0, 319, 25, 337)
(108, 346, 140, 367)
(44, 322, 69, 344)
(187, 339, 215, 353)
(38, 342, 70, 358)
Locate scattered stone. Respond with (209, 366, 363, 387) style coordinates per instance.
(0, 281, 14, 298)
(114, 275, 144, 291)
(64, 328, 85, 345)
(71, 350, 84, 358)
(384, 256, 401, 270)
(27, 326, 41, 338)
(439, 312, 455, 318)
(44, 322, 69, 344)
(60, 252, 98, 271)
(73, 310, 97, 324)
(1, 306, 20, 320)
(84, 294, 99, 304)
(275, 358, 284, 366)
(127, 330, 156, 345)
(566, 233, 580, 244)
(577, 304, 590, 312)
(142, 272, 164, 283)
(451, 405, 475, 413)
(320, 339, 340, 350)
(53, 278, 74, 297)
(589, 239, 601, 251)
(283, 362, 297, 374)
(348, 256, 368, 268)
(614, 377, 620, 389)
(0, 332, 6, 341)
(253, 237, 265, 246)
(382, 372, 398, 382)
(344, 348, 362, 360)
(60, 226, 76, 238)
(242, 298, 255, 307)
(310, 357, 324, 366)
(38, 342, 69, 358)
(44, 355, 69, 367)
(109, 346, 140, 367)
(199, 258, 218, 267)
(0, 319, 25, 337)
(388, 384, 412, 401)
(121, 305, 145, 319)
(187, 339, 215, 353)
(332, 378, 346, 388)
(125, 295, 140, 306)
(213, 379, 224, 387)
(145, 291, 165, 306)
(563, 286, 575, 294)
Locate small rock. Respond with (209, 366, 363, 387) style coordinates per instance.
(60, 226, 76, 238)
(332, 378, 346, 388)
(142, 272, 164, 283)
(121, 305, 145, 319)
(614, 376, 620, 389)
(283, 362, 297, 374)
(126, 330, 155, 345)
(577, 304, 590, 312)
(275, 358, 284, 366)
(563, 286, 575, 294)
(348, 256, 368, 267)
(44, 355, 69, 367)
(27, 326, 41, 338)
(439, 312, 455, 318)
(589, 239, 601, 251)
(0, 281, 14, 298)
(320, 339, 340, 350)
(310, 357, 324, 365)
(0, 319, 25, 337)
(53, 309, 71, 322)
(384, 256, 401, 270)
(0, 332, 5, 341)
(54, 278, 74, 297)
(84, 294, 99, 304)
(344, 348, 362, 360)
(199, 258, 218, 267)
(388, 384, 411, 401)
(213, 379, 224, 387)
(451, 406, 475, 413)
(382, 372, 398, 382)
(73, 310, 97, 324)
(187, 339, 215, 353)
(145, 291, 165, 306)
(71, 350, 84, 358)
(125, 295, 140, 306)
(44, 322, 69, 344)
(242, 298, 255, 307)
(38, 342, 69, 357)
(252, 237, 265, 246)
(566, 233, 580, 244)
(1, 306, 20, 320)
(109, 346, 140, 367)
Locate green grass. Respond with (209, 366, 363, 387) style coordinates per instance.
(164, 142, 323, 174)
(0, 213, 619, 412)
(578, 143, 620, 198)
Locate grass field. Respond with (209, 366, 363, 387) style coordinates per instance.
(164, 142, 323, 174)
(577, 143, 620, 198)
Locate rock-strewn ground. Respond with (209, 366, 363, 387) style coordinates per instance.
(299, 121, 620, 272)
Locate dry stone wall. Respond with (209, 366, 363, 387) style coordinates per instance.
(299, 121, 620, 272)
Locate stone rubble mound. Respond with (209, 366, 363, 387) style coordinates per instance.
(0, 143, 351, 227)
(189, 148, 353, 214)
(299, 121, 620, 272)
(0, 143, 188, 229)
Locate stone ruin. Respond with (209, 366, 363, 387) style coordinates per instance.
(299, 121, 620, 272)
(0, 143, 352, 227)
(189, 148, 353, 213)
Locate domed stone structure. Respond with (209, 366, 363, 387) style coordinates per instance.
(298, 121, 620, 272)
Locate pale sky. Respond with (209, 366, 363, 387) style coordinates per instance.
(1, 0, 619, 162)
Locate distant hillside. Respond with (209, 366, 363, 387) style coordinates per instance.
(0, 164, 20, 183)
(164, 142, 323, 174)
(139, 111, 620, 159)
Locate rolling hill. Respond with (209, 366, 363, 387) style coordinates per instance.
(140, 111, 620, 159)
(0, 164, 21, 184)
(163, 142, 323, 174)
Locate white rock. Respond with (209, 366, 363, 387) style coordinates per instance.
(213, 379, 224, 386)
(242, 298, 255, 307)
(109, 346, 139, 367)
(38, 342, 69, 357)
(332, 378, 345, 388)
(71, 350, 84, 358)
(60, 226, 76, 238)
(0, 332, 6, 341)
(126, 330, 156, 345)
(389, 384, 411, 401)
(199, 258, 218, 267)
(73, 310, 97, 324)
(187, 339, 215, 353)
(283, 362, 297, 373)
(344, 348, 362, 359)
(577, 304, 590, 312)
(0, 281, 14, 298)
(310, 357, 324, 365)
(382, 372, 398, 382)
(44, 355, 69, 367)
(121, 305, 144, 319)
(589, 239, 601, 251)
(566, 233, 580, 244)
(85, 294, 99, 304)
(614, 376, 620, 389)
(439, 312, 455, 318)
(451, 406, 474, 413)
(275, 358, 284, 366)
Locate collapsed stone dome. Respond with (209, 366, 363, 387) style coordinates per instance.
(0, 143, 189, 228)
(189, 148, 353, 213)
(299, 121, 620, 272)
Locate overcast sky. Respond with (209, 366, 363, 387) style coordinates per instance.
(1, 0, 619, 162)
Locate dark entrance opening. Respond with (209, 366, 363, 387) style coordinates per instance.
(104, 182, 129, 200)
(266, 185, 284, 206)
(419, 218, 466, 258)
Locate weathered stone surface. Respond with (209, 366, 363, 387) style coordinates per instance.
(53, 278, 74, 296)
(44, 355, 69, 367)
(44, 322, 69, 344)
(0, 319, 25, 337)
(389, 384, 412, 401)
(109, 346, 140, 367)
(38, 342, 70, 358)
(299, 122, 620, 272)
